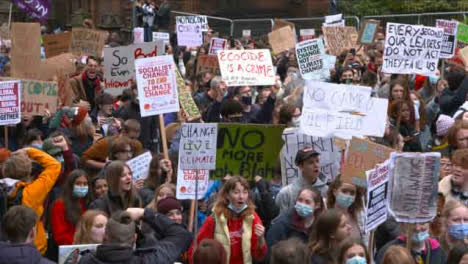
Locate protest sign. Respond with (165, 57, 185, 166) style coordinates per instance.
(273, 19, 296, 32)
(299, 29, 315, 42)
(133, 27, 144, 43)
(179, 123, 218, 170)
(153, 32, 170, 42)
(135, 55, 179, 117)
(389, 152, 440, 223)
(11, 23, 41, 79)
(196, 55, 221, 75)
(71, 28, 108, 58)
(176, 166, 209, 200)
(382, 23, 444, 76)
(359, 20, 379, 45)
(436, 19, 458, 59)
(20, 79, 58, 115)
(176, 16, 203, 47)
(322, 26, 358, 56)
(209, 38, 227, 55)
(126, 151, 153, 181)
(341, 137, 393, 187)
(175, 68, 200, 120)
(40, 52, 76, 81)
(43, 32, 71, 58)
(59, 244, 99, 264)
(213, 124, 285, 180)
(365, 160, 389, 233)
(296, 39, 333, 80)
(217, 49, 275, 86)
(268, 26, 297, 55)
(0, 81, 21, 126)
(280, 128, 341, 186)
(242, 30, 251, 38)
(325, 14, 343, 24)
(176, 15, 209, 31)
(103, 41, 164, 95)
(12, 0, 50, 22)
(457, 23, 468, 44)
(459, 46, 468, 66)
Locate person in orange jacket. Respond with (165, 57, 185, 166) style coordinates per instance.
(4, 147, 61, 255)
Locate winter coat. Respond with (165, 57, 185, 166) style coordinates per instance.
(266, 210, 312, 248)
(50, 199, 86, 245)
(78, 209, 193, 264)
(253, 179, 279, 230)
(81, 136, 144, 168)
(375, 236, 446, 264)
(88, 190, 142, 216)
(138, 186, 155, 207)
(0, 242, 54, 264)
(439, 76, 468, 116)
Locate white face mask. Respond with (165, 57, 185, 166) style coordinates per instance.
(90, 226, 106, 243)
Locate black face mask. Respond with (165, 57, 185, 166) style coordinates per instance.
(241, 96, 252, 106)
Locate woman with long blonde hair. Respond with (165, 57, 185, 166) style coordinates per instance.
(73, 210, 108, 245)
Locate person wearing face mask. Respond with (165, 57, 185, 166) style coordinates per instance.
(440, 200, 468, 254)
(73, 210, 108, 245)
(189, 176, 267, 264)
(375, 222, 447, 264)
(278, 104, 301, 128)
(337, 239, 370, 264)
(339, 68, 354, 84)
(266, 187, 324, 255)
(50, 170, 89, 246)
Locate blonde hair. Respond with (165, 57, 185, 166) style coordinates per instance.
(382, 245, 415, 264)
(440, 200, 468, 252)
(73, 210, 108, 244)
(213, 176, 255, 219)
(146, 183, 176, 211)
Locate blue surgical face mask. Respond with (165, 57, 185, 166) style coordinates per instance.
(429, 76, 439, 85)
(228, 202, 247, 214)
(73, 185, 88, 198)
(412, 231, 429, 243)
(31, 143, 43, 149)
(56, 155, 64, 163)
(449, 224, 468, 240)
(346, 256, 367, 264)
(336, 193, 355, 208)
(294, 202, 314, 218)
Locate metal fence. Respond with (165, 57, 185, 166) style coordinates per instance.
(363, 11, 468, 27)
(284, 16, 360, 35)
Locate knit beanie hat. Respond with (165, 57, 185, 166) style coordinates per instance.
(71, 107, 88, 126)
(3, 152, 32, 180)
(436, 114, 455, 137)
(105, 210, 135, 247)
(42, 138, 62, 156)
(157, 197, 183, 215)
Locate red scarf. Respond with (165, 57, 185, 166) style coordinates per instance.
(82, 71, 102, 96)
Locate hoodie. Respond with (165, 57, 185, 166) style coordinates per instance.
(0, 242, 54, 264)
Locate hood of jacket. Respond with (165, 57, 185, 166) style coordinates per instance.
(80, 244, 134, 263)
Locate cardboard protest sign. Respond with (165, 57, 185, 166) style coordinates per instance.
(209, 38, 227, 55)
(196, 55, 221, 75)
(133, 27, 144, 43)
(341, 137, 393, 187)
(103, 41, 165, 95)
(457, 23, 468, 44)
(268, 26, 297, 55)
(40, 53, 76, 81)
(359, 20, 379, 45)
(126, 151, 152, 181)
(59, 244, 99, 264)
(273, 19, 296, 32)
(20, 79, 58, 115)
(213, 124, 285, 180)
(322, 26, 358, 56)
(12, 0, 50, 22)
(0, 81, 21, 125)
(436, 20, 458, 59)
(176, 16, 203, 47)
(280, 128, 341, 186)
(179, 123, 218, 170)
(299, 29, 315, 42)
(175, 68, 200, 120)
(43, 32, 71, 58)
(176, 166, 209, 200)
(296, 39, 333, 80)
(389, 152, 440, 223)
(11, 23, 41, 79)
(217, 49, 275, 86)
(382, 23, 444, 76)
(135, 55, 179, 117)
(365, 160, 389, 233)
(71, 28, 108, 58)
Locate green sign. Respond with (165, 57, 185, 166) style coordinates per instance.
(175, 69, 200, 121)
(213, 124, 285, 180)
(457, 23, 468, 43)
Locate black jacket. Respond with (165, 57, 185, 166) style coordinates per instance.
(0, 242, 54, 264)
(253, 179, 279, 231)
(439, 76, 468, 116)
(78, 209, 193, 264)
(89, 191, 142, 216)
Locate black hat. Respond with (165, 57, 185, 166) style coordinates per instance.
(295, 147, 320, 165)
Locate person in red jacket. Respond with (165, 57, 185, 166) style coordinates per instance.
(51, 170, 88, 245)
(189, 176, 267, 264)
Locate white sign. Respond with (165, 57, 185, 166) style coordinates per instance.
(382, 23, 444, 76)
(135, 55, 179, 117)
(126, 151, 153, 181)
(325, 14, 343, 24)
(176, 22, 203, 47)
(365, 160, 389, 233)
(242, 30, 251, 37)
(300, 29, 316, 36)
(179, 123, 218, 170)
(152, 32, 170, 42)
(103, 41, 165, 95)
(133, 27, 144, 43)
(217, 49, 275, 86)
(280, 127, 341, 186)
(176, 167, 209, 200)
(296, 39, 333, 80)
(176, 15, 209, 32)
(436, 19, 458, 59)
(0, 80, 21, 126)
(209, 37, 227, 56)
(59, 244, 99, 264)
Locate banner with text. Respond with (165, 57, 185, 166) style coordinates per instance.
(179, 123, 218, 170)
(196, 55, 221, 75)
(13, 0, 50, 22)
(296, 39, 334, 80)
(365, 160, 389, 233)
(176, 69, 200, 120)
(71, 28, 108, 58)
(126, 151, 153, 181)
(176, 166, 209, 200)
(43, 32, 71, 58)
(209, 38, 227, 55)
(322, 26, 358, 56)
(176, 16, 203, 47)
(436, 19, 458, 59)
(0, 81, 21, 126)
(20, 79, 58, 115)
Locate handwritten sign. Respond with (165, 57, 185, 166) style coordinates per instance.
(322, 26, 358, 56)
(11, 23, 41, 79)
(176, 16, 203, 47)
(382, 23, 444, 76)
(126, 151, 153, 181)
(135, 55, 179, 117)
(342, 137, 393, 187)
(299, 29, 315, 42)
(176, 167, 209, 200)
(209, 38, 227, 55)
(0, 81, 21, 125)
(103, 41, 164, 95)
(296, 39, 333, 80)
(268, 26, 296, 54)
(280, 128, 341, 186)
(176, 15, 209, 31)
(457, 23, 468, 44)
(217, 49, 275, 87)
(175, 68, 200, 120)
(213, 124, 285, 180)
(133, 27, 144, 43)
(359, 20, 379, 45)
(21, 79, 58, 115)
(436, 20, 458, 59)
(179, 123, 217, 170)
(71, 28, 108, 58)
(43, 32, 71, 58)
(59, 244, 99, 264)
(196, 55, 221, 75)
(365, 160, 389, 233)
(389, 152, 440, 223)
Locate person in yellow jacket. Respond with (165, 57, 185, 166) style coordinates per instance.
(4, 147, 61, 255)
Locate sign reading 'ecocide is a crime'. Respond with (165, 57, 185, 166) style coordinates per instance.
(217, 49, 275, 86)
